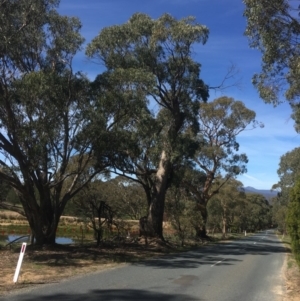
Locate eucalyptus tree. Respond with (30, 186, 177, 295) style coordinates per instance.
(206, 183, 247, 236)
(86, 13, 209, 238)
(273, 147, 300, 207)
(209, 179, 245, 238)
(245, 193, 272, 231)
(165, 185, 203, 246)
(273, 147, 300, 202)
(0, 0, 113, 245)
(276, 147, 300, 189)
(108, 177, 148, 220)
(184, 96, 259, 237)
(244, 0, 300, 129)
(271, 197, 287, 233)
(271, 147, 300, 232)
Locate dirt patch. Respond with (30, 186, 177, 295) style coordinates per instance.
(283, 252, 300, 301)
(0, 239, 172, 296)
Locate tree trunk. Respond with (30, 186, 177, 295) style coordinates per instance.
(195, 204, 210, 239)
(222, 215, 227, 239)
(25, 206, 60, 245)
(222, 205, 227, 239)
(33, 227, 57, 245)
(140, 150, 170, 239)
(147, 191, 166, 238)
(195, 225, 208, 239)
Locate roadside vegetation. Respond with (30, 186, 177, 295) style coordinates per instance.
(244, 0, 300, 271)
(0, 0, 300, 298)
(0, 0, 261, 246)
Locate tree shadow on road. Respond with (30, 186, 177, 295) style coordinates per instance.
(131, 237, 289, 269)
(5, 289, 200, 301)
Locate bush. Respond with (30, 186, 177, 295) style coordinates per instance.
(287, 179, 300, 266)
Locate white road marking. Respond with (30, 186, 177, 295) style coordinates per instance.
(211, 259, 224, 267)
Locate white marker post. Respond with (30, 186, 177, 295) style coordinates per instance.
(13, 243, 27, 283)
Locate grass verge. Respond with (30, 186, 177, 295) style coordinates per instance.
(278, 233, 300, 301)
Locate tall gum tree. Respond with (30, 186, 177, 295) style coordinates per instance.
(86, 13, 209, 238)
(271, 147, 300, 232)
(0, 0, 112, 245)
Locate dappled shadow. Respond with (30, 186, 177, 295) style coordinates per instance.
(132, 234, 289, 269)
(24, 242, 165, 268)
(2, 289, 200, 301)
(132, 254, 243, 269)
(25, 244, 96, 267)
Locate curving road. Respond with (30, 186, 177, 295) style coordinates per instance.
(1, 230, 287, 301)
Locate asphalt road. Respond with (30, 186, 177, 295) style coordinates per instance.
(1, 230, 287, 301)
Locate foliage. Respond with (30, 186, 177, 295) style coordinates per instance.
(0, 0, 110, 245)
(183, 96, 259, 237)
(105, 177, 148, 220)
(244, 0, 300, 103)
(245, 193, 272, 231)
(165, 186, 203, 246)
(271, 147, 300, 233)
(287, 179, 300, 265)
(0, 4, 263, 246)
(244, 0, 300, 130)
(86, 13, 210, 238)
(208, 179, 245, 238)
(207, 189, 272, 235)
(70, 177, 147, 220)
(277, 147, 300, 189)
(272, 197, 287, 233)
(72, 182, 115, 246)
(70, 177, 148, 244)
(196, 97, 259, 179)
(206, 197, 223, 233)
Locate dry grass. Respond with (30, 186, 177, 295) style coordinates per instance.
(0, 239, 171, 296)
(0, 211, 27, 226)
(281, 235, 300, 301)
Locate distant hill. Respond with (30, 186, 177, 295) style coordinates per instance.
(243, 186, 278, 202)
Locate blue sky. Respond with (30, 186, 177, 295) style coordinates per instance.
(58, 0, 300, 190)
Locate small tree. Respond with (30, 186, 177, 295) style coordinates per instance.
(165, 187, 203, 246)
(74, 185, 114, 247)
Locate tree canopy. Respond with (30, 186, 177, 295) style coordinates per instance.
(182, 96, 259, 237)
(244, 0, 300, 104)
(244, 0, 300, 130)
(0, 0, 120, 244)
(0, 5, 262, 245)
(86, 13, 210, 238)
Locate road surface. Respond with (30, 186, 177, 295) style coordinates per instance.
(1, 230, 287, 301)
